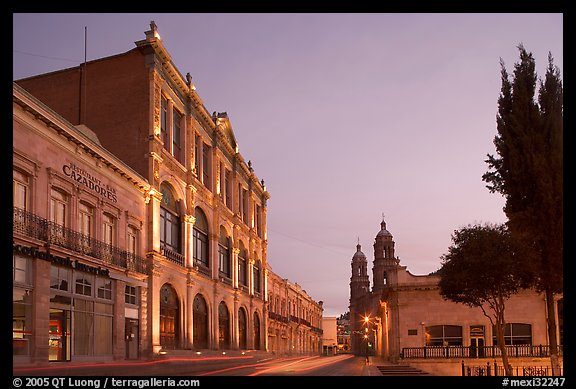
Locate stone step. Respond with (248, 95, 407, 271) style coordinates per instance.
(377, 365, 431, 375)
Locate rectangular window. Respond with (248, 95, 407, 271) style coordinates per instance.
(225, 170, 233, 210)
(408, 329, 418, 336)
(96, 277, 112, 300)
(94, 303, 113, 355)
(74, 299, 94, 356)
(50, 266, 70, 291)
(13, 170, 28, 211)
(75, 274, 93, 296)
(202, 143, 211, 191)
(161, 95, 168, 147)
(425, 325, 463, 346)
(79, 203, 93, 238)
(127, 226, 138, 255)
(173, 109, 182, 163)
(238, 184, 244, 220)
(103, 213, 115, 247)
(13, 288, 33, 356)
(193, 229, 209, 268)
(50, 189, 67, 227)
(493, 323, 532, 345)
(13, 255, 31, 286)
(125, 285, 138, 305)
(243, 188, 250, 225)
(194, 134, 201, 175)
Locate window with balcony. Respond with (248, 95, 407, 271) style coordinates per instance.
(218, 227, 231, 279)
(172, 109, 182, 163)
(160, 183, 181, 255)
(238, 242, 248, 288)
(193, 207, 209, 268)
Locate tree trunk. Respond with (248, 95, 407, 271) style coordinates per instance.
(545, 289, 561, 376)
(496, 313, 512, 376)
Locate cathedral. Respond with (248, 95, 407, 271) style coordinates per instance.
(349, 218, 562, 374)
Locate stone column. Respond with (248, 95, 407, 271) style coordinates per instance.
(183, 215, 195, 268)
(186, 274, 195, 349)
(231, 248, 240, 289)
(32, 258, 50, 365)
(113, 279, 126, 359)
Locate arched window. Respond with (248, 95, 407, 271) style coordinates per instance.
(160, 183, 181, 254)
(218, 227, 231, 279)
(193, 207, 209, 268)
(218, 302, 230, 349)
(253, 312, 261, 350)
(253, 257, 261, 294)
(193, 294, 208, 349)
(238, 241, 248, 287)
(238, 308, 247, 349)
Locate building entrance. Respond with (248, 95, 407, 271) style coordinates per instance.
(49, 309, 70, 361)
(125, 318, 139, 359)
(160, 284, 179, 349)
(470, 325, 485, 358)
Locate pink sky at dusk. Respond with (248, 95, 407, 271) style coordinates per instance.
(12, 13, 563, 316)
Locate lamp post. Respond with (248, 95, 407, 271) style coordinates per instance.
(363, 315, 371, 364)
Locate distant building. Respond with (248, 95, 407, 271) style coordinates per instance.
(267, 267, 323, 355)
(337, 314, 351, 353)
(322, 317, 337, 356)
(349, 218, 563, 375)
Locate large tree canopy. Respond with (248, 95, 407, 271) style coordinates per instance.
(438, 223, 533, 375)
(482, 44, 563, 374)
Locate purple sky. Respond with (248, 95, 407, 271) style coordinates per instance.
(13, 13, 563, 317)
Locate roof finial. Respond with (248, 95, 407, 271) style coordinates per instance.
(381, 212, 387, 230)
(356, 237, 361, 251)
(150, 20, 157, 33)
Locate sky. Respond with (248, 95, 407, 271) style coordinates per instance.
(13, 13, 563, 317)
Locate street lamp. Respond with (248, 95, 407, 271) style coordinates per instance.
(363, 315, 371, 364)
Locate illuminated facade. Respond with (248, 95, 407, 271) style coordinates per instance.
(16, 21, 271, 358)
(13, 83, 151, 364)
(267, 267, 323, 355)
(349, 218, 563, 374)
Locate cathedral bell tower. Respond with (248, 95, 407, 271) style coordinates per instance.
(372, 216, 399, 295)
(350, 241, 370, 300)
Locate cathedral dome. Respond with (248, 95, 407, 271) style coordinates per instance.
(352, 244, 366, 260)
(377, 220, 392, 237)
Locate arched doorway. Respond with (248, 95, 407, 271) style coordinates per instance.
(253, 312, 261, 350)
(218, 302, 230, 349)
(238, 308, 247, 350)
(193, 294, 208, 349)
(160, 284, 179, 349)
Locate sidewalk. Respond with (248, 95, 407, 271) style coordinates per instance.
(361, 356, 385, 376)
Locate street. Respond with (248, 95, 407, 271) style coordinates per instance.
(13, 354, 369, 377)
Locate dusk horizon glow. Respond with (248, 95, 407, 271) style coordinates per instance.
(13, 13, 563, 317)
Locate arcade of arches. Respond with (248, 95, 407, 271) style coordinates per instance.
(158, 283, 264, 351)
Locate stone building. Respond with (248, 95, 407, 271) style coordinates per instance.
(13, 82, 151, 364)
(15, 21, 273, 358)
(349, 218, 563, 375)
(267, 266, 323, 355)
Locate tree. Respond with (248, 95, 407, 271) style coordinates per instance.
(483, 45, 563, 374)
(438, 223, 533, 376)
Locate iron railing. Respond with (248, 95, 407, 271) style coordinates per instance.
(14, 207, 147, 274)
(402, 344, 563, 359)
(462, 360, 564, 376)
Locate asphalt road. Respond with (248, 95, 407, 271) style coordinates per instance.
(13, 354, 366, 377)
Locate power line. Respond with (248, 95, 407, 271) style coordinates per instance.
(267, 228, 350, 255)
(13, 49, 81, 63)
